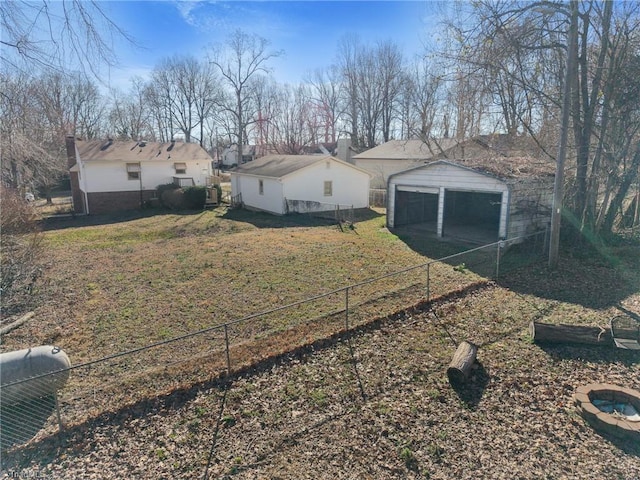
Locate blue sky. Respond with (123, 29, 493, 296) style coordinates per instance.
(102, 1, 443, 89)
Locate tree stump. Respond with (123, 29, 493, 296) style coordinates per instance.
(447, 341, 478, 384)
(529, 321, 613, 346)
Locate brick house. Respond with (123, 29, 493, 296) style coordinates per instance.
(66, 136, 213, 214)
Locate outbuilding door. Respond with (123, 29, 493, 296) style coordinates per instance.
(443, 190, 502, 240)
(394, 187, 438, 227)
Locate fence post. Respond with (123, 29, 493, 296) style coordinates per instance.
(544, 223, 550, 255)
(495, 240, 503, 280)
(426, 263, 431, 303)
(223, 324, 231, 375)
(54, 390, 64, 433)
(345, 287, 349, 330)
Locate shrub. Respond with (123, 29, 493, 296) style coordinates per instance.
(156, 183, 180, 208)
(0, 186, 44, 316)
(213, 184, 222, 203)
(183, 186, 206, 209)
(161, 188, 186, 210)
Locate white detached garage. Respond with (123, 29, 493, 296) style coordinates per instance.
(387, 158, 555, 243)
(231, 155, 371, 215)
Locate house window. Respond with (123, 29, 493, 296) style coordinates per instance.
(259, 179, 264, 195)
(324, 180, 333, 196)
(174, 162, 187, 174)
(126, 163, 141, 180)
(326, 161, 331, 169)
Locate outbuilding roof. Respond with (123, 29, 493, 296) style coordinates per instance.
(353, 139, 459, 160)
(75, 139, 212, 163)
(232, 155, 370, 179)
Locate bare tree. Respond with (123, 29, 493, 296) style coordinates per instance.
(337, 36, 406, 148)
(0, 73, 60, 191)
(336, 35, 362, 148)
(144, 73, 176, 143)
(307, 66, 344, 144)
(377, 41, 405, 142)
(209, 30, 283, 164)
(148, 56, 213, 143)
(266, 84, 319, 154)
(443, 0, 640, 236)
(1, 0, 133, 79)
(108, 77, 153, 141)
(402, 59, 445, 140)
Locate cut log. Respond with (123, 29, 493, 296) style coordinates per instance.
(0, 312, 35, 335)
(529, 321, 613, 346)
(447, 341, 478, 384)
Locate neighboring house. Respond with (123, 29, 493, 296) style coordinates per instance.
(387, 137, 555, 243)
(352, 138, 458, 188)
(66, 136, 212, 215)
(221, 144, 256, 167)
(230, 154, 371, 215)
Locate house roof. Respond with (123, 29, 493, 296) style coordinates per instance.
(232, 154, 370, 179)
(355, 134, 554, 180)
(76, 139, 212, 163)
(353, 138, 459, 160)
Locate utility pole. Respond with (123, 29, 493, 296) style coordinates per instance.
(549, 1, 579, 269)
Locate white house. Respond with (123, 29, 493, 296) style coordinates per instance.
(387, 156, 555, 243)
(221, 144, 256, 167)
(352, 138, 458, 188)
(66, 136, 212, 214)
(230, 155, 371, 215)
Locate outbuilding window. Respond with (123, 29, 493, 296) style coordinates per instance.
(126, 163, 141, 180)
(174, 162, 187, 174)
(324, 181, 333, 196)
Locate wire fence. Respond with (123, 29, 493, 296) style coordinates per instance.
(284, 199, 355, 224)
(369, 188, 387, 208)
(0, 230, 547, 451)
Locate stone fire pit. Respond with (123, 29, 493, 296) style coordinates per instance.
(573, 383, 640, 441)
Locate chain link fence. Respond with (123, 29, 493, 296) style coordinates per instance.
(0, 230, 546, 451)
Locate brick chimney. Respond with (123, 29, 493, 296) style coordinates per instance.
(65, 135, 85, 214)
(65, 135, 77, 169)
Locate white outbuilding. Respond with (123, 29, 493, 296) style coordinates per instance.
(230, 154, 371, 215)
(387, 156, 555, 243)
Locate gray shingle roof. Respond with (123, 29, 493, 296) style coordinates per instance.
(353, 139, 459, 160)
(76, 140, 212, 163)
(233, 155, 333, 178)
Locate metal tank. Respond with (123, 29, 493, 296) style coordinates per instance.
(0, 345, 71, 405)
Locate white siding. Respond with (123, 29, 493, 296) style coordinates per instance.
(283, 159, 370, 208)
(354, 158, 419, 189)
(231, 158, 370, 215)
(79, 159, 209, 193)
(231, 175, 285, 214)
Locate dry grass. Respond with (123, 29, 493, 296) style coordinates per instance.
(1, 206, 639, 478)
